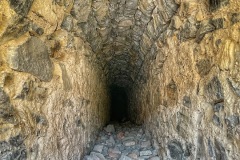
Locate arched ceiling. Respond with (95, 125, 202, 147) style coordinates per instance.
(72, 0, 179, 87)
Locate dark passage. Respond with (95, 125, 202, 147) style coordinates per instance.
(110, 85, 129, 122)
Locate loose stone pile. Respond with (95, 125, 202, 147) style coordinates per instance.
(84, 123, 160, 160)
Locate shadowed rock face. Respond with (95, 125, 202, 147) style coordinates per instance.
(1, 0, 240, 159)
(110, 85, 128, 122)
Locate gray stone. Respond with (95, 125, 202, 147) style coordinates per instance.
(123, 140, 136, 147)
(127, 152, 138, 159)
(205, 77, 224, 101)
(212, 114, 221, 127)
(9, 0, 34, 16)
(9, 135, 24, 147)
(212, 18, 224, 29)
(196, 21, 215, 43)
(231, 13, 240, 24)
(0, 88, 15, 123)
(36, 28, 44, 35)
(213, 102, 224, 112)
(107, 136, 115, 146)
(119, 155, 132, 160)
(83, 155, 95, 160)
(179, 19, 198, 41)
(215, 140, 227, 160)
(167, 140, 184, 160)
(90, 152, 106, 160)
(110, 147, 121, 154)
(105, 124, 115, 133)
(30, 24, 44, 36)
(227, 78, 240, 97)
(184, 143, 192, 157)
(139, 150, 152, 156)
(0, 135, 27, 160)
(61, 15, 73, 32)
(196, 133, 206, 159)
(196, 59, 211, 76)
(141, 140, 151, 148)
(208, 139, 215, 158)
(93, 145, 104, 153)
(70, 0, 92, 22)
(182, 96, 191, 108)
(7, 37, 53, 82)
(225, 115, 239, 127)
(209, 0, 229, 12)
(0, 88, 9, 104)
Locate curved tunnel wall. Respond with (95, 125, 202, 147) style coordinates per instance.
(0, 0, 240, 159)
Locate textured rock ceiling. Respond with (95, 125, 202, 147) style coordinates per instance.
(72, 0, 179, 87)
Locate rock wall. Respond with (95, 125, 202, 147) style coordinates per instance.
(1, 0, 240, 159)
(0, 0, 109, 159)
(131, 0, 240, 159)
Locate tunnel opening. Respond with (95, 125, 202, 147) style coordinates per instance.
(109, 85, 129, 122)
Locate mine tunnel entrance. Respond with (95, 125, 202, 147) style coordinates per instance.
(109, 85, 129, 122)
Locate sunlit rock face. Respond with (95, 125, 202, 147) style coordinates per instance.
(0, 0, 109, 159)
(1, 0, 240, 159)
(130, 0, 240, 159)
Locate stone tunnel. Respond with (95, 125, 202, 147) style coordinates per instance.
(0, 0, 240, 159)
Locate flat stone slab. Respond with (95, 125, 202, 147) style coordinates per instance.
(123, 140, 136, 147)
(127, 152, 138, 159)
(93, 145, 104, 153)
(140, 150, 152, 156)
(141, 140, 151, 148)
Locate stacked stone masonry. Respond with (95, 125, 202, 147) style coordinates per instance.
(0, 0, 240, 159)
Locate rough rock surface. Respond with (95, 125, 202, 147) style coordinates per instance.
(129, 0, 240, 159)
(7, 37, 53, 81)
(0, 0, 109, 159)
(0, 0, 240, 159)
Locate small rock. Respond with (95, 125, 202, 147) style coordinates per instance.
(119, 155, 132, 160)
(90, 152, 106, 160)
(106, 136, 115, 146)
(141, 140, 151, 148)
(213, 114, 221, 127)
(108, 152, 119, 158)
(0, 88, 9, 104)
(122, 136, 134, 142)
(7, 37, 53, 82)
(128, 152, 138, 159)
(83, 155, 94, 160)
(102, 146, 108, 156)
(213, 102, 224, 112)
(61, 15, 73, 31)
(150, 156, 161, 160)
(123, 140, 136, 147)
(105, 124, 115, 133)
(109, 147, 121, 154)
(225, 115, 239, 127)
(139, 150, 152, 156)
(93, 145, 104, 153)
(117, 132, 125, 140)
